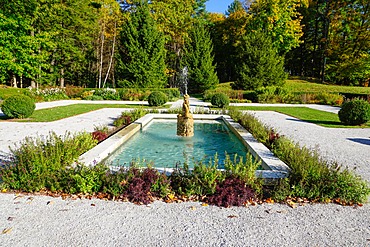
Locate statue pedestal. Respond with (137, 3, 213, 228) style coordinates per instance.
(177, 115, 194, 137)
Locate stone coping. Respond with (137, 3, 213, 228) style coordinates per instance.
(79, 114, 290, 183)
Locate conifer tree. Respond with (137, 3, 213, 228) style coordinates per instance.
(181, 23, 219, 93)
(233, 31, 287, 90)
(116, 2, 166, 88)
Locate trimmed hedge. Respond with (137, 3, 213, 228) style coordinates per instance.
(148, 91, 168, 106)
(211, 93, 230, 108)
(1, 95, 35, 119)
(338, 99, 370, 125)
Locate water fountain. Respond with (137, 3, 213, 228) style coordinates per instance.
(177, 67, 194, 137)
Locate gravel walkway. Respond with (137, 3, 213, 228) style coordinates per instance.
(0, 100, 369, 246)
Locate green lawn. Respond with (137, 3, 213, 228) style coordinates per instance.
(285, 79, 370, 95)
(215, 79, 370, 95)
(0, 104, 148, 122)
(234, 106, 370, 128)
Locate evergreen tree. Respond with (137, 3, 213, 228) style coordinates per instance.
(233, 31, 287, 90)
(181, 23, 219, 93)
(116, 2, 166, 88)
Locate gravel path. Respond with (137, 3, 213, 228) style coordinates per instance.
(0, 193, 369, 246)
(0, 100, 369, 246)
(250, 111, 370, 183)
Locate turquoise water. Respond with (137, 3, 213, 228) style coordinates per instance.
(106, 120, 248, 168)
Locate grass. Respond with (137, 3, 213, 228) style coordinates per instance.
(0, 104, 155, 122)
(215, 79, 370, 95)
(234, 106, 370, 128)
(285, 79, 370, 95)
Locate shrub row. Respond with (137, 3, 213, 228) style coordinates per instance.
(204, 86, 346, 106)
(228, 108, 370, 203)
(0, 130, 262, 207)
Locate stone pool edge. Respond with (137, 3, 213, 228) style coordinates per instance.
(78, 114, 290, 183)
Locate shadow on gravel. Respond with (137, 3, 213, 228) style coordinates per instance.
(347, 138, 370, 146)
(0, 152, 11, 168)
(286, 117, 340, 126)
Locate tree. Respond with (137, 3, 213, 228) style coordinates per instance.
(0, 1, 53, 87)
(181, 23, 219, 93)
(96, 0, 123, 88)
(286, 0, 370, 85)
(226, 0, 244, 16)
(116, 2, 166, 88)
(246, 0, 308, 54)
(47, 0, 98, 87)
(233, 31, 287, 90)
(208, 2, 248, 82)
(151, 0, 195, 87)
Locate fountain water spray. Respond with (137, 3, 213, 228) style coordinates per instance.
(177, 66, 193, 137)
(181, 66, 188, 95)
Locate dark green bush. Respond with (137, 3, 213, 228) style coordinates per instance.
(211, 93, 229, 108)
(338, 99, 370, 125)
(1, 94, 35, 118)
(148, 91, 168, 106)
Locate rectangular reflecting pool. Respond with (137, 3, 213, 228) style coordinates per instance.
(105, 119, 248, 168)
(79, 114, 290, 182)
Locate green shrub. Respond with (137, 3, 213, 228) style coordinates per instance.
(211, 93, 229, 108)
(170, 160, 225, 197)
(0, 132, 97, 192)
(1, 95, 35, 118)
(148, 91, 168, 106)
(256, 86, 293, 103)
(338, 99, 370, 125)
(94, 88, 120, 100)
(28, 87, 69, 102)
(228, 109, 370, 203)
(314, 92, 344, 106)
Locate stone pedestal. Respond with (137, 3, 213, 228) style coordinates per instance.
(177, 115, 194, 137)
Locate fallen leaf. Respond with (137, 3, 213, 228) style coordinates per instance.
(7, 217, 15, 221)
(265, 198, 274, 204)
(201, 203, 208, 207)
(91, 204, 96, 207)
(228, 215, 238, 218)
(1, 188, 7, 193)
(189, 206, 196, 211)
(26, 197, 34, 204)
(47, 201, 54, 205)
(287, 200, 297, 209)
(14, 195, 23, 200)
(276, 210, 287, 214)
(2, 228, 13, 234)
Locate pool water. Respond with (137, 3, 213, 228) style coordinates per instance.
(105, 120, 248, 168)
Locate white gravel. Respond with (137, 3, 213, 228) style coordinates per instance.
(0, 101, 370, 246)
(0, 193, 369, 246)
(250, 111, 370, 183)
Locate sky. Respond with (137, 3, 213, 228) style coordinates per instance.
(205, 0, 233, 14)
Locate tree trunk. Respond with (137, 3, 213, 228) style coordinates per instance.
(99, 24, 105, 89)
(12, 75, 17, 88)
(103, 22, 117, 88)
(60, 68, 65, 87)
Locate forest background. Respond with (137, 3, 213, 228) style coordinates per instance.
(0, 0, 369, 93)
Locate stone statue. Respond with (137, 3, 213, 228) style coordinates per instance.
(177, 94, 194, 137)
